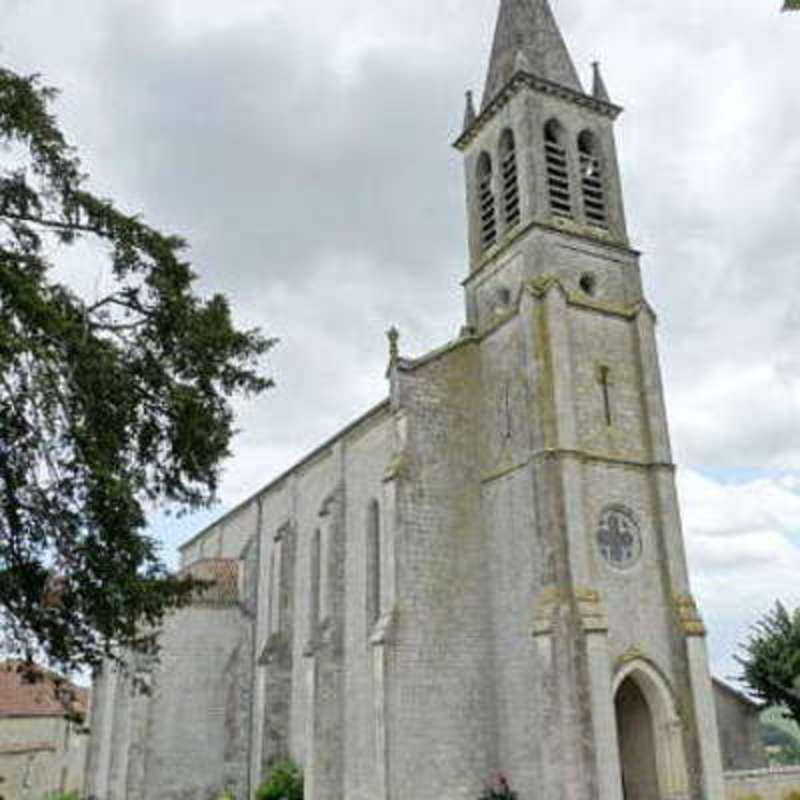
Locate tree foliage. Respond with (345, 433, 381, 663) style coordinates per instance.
(761, 721, 800, 765)
(738, 602, 800, 727)
(0, 66, 274, 677)
(255, 760, 304, 800)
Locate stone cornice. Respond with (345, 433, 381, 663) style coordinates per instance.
(461, 219, 639, 288)
(482, 449, 675, 485)
(526, 276, 657, 323)
(454, 70, 623, 152)
(394, 334, 479, 374)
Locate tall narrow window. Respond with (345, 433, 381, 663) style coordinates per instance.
(267, 550, 276, 636)
(270, 535, 284, 634)
(499, 129, 520, 230)
(477, 152, 497, 250)
(578, 130, 608, 228)
(367, 500, 381, 625)
(544, 119, 572, 219)
(310, 528, 321, 631)
(598, 365, 613, 426)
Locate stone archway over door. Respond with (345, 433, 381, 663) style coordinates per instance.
(616, 677, 659, 799)
(612, 660, 691, 800)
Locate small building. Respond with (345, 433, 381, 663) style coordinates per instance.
(712, 678, 768, 772)
(0, 662, 89, 800)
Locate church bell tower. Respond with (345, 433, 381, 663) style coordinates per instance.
(451, 1, 727, 798)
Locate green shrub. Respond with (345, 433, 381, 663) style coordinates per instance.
(43, 794, 82, 800)
(479, 773, 517, 800)
(255, 760, 303, 800)
(782, 791, 800, 800)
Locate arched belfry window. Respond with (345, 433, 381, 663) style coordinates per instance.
(477, 152, 497, 250)
(499, 129, 520, 230)
(578, 130, 608, 228)
(544, 119, 572, 219)
(367, 499, 381, 625)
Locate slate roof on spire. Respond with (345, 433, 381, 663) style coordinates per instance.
(482, 0, 583, 109)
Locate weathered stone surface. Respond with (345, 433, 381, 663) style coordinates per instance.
(84, 2, 763, 799)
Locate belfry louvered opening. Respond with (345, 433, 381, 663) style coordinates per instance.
(499, 129, 520, 230)
(578, 130, 608, 228)
(477, 152, 497, 250)
(544, 119, 572, 219)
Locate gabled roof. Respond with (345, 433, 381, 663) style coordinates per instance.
(0, 661, 88, 719)
(712, 676, 764, 710)
(482, 0, 582, 109)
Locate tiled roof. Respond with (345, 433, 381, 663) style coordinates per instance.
(712, 677, 763, 710)
(0, 740, 55, 754)
(179, 558, 240, 605)
(0, 661, 89, 719)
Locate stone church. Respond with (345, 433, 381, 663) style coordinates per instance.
(85, 2, 770, 799)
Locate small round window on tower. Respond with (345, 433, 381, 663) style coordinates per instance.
(580, 272, 597, 296)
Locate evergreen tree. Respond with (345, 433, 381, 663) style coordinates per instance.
(0, 66, 274, 679)
(738, 602, 800, 727)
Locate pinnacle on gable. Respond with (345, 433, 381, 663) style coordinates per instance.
(592, 61, 611, 103)
(482, 0, 583, 110)
(463, 90, 477, 132)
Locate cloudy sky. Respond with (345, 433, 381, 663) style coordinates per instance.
(3, 0, 800, 680)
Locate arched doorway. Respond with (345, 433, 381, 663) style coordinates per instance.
(612, 660, 690, 800)
(615, 677, 659, 799)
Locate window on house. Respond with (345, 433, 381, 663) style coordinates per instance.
(367, 500, 381, 625)
(477, 152, 497, 250)
(544, 119, 572, 219)
(499, 129, 520, 230)
(578, 130, 608, 228)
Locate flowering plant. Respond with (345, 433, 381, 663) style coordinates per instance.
(478, 772, 518, 800)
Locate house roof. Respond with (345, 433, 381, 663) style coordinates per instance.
(179, 558, 240, 605)
(0, 661, 89, 719)
(712, 676, 764, 710)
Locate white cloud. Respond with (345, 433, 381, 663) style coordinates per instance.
(4, 1, 800, 667)
(679, 469, 800, 678)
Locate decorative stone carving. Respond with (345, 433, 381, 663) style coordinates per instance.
(597, 505, 642, 569)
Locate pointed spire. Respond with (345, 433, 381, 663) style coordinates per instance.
(592, 61, 611, 103)
(482, 0, 583, 109)
(463, 90, 477, 132)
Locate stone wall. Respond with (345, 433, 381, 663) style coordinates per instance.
(0, 714, 87, 799)
(85, 581, 251, 800)
(725, 767, 800, 799)
(713, 679, 767, 772)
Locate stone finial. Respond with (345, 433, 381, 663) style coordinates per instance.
(462, 90, 477, 132)
(386, 326, 400, 364)
(592, 61, 611, 103)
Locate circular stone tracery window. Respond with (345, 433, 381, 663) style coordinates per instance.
(597, 505, 642, 570)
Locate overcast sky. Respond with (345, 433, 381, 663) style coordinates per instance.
(3, 0, 800, 680)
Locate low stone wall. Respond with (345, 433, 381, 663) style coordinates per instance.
(725, 766, 800, 799)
